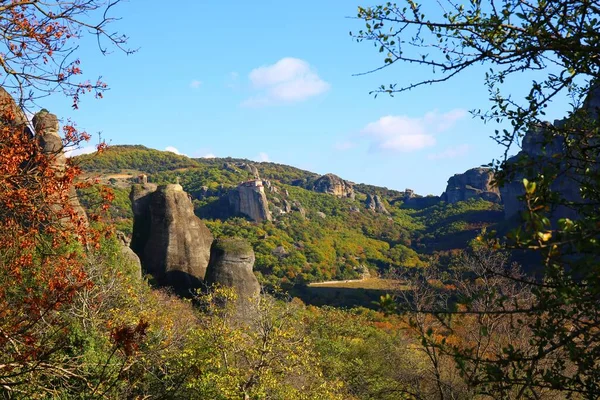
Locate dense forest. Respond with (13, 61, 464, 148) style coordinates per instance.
(77, 145, 502, 287)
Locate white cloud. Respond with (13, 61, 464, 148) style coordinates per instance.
(165, 146, 188, 157)
(256, 152, 270, 162)
(202, 153, 216, 159)
(65, 145, 96, 158)
(334, 141, 357, 151)
(361, 109, 467, 152)
(190, 80, 202, 89)
(427, 144, 471, 160)
(242, 58, 330, 107)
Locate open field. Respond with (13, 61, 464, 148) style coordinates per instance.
(308, 277, 408, 291)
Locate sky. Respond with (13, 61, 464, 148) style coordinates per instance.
(38, 0, 575, 196)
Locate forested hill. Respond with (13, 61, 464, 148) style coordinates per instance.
(76, 145, 503, 287)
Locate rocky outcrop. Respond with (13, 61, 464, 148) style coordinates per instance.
(366, 194, 390, 214)
(130, 183, 213, 293)
(0, 87, 33, 139)
(204, 238, 260, 314)
(228, 180, 272, 222)
(442, 168, 501, 204)
(311, 173, 355, 199)
(500, 125, 577, 220)
(116, 232, 142, 279)
(499, 85, 600, 220)
(238, 163, 260, 179)
(33, 109, 89, 226)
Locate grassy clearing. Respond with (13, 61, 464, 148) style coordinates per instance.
(308, 277, 407, 291)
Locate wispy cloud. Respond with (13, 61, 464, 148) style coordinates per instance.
(190, 80, 202, 89)
(361, 109, 467, 153)
(242, 58, 330, 107)
(202, 153, 216, 159)
(64, 145, 96, 158)
(427, 144, 471, 160)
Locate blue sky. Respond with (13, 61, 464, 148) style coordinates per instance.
(39, 0, 573, 195)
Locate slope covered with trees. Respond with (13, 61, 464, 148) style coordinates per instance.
(76, 145, 503, 287)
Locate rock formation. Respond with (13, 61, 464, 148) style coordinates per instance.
(500, 124, 579, 220)
(33, 109, 89, 226)
(499, 85, 600, 221)
(311, 173, 355, 198)
(204, 237, 260, 314)
(442, 168, 501, 204)
(366, 193, 390, 214)
(116, 232, 142, 279)
(238, 163, 260, 179)
(0, 88, 33, 139)
(228, 180, 272, 222)
(130, 183, 213, 293)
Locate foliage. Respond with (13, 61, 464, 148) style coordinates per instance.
(355, 0, 600, 395)
(0, 1, 131, 108)
(77, 145, 199, 173)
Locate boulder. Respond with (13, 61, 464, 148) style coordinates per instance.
(130, 183, 213, 293)
(442, 168, 501, 204)
(228, 180, 272, 222)
(116, 232, 142, 279)
(311, 173, 355, 198)
(204, 238, 260, 313)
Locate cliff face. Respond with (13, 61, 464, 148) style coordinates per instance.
(499, 85, 600, 220)
(500, 125, 578, 220)
(442, 168, 501, 204)
(228, 180, 272, 222)
(311, 173, 355, 198)
(130, 183, 213, 293)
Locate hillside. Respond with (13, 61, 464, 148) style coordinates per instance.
(76, 145, 503, 287)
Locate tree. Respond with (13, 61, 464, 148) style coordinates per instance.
(0, 0, 132, 109)
(354, 1, 600, 396)
(0, 1, 131, 395)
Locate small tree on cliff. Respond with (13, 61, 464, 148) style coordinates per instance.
(0, 0, 133, 394)
(353, 1, 600, 396)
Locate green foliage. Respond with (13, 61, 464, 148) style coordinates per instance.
(77, 145, 199, 173)
(355, 0, 600, 396)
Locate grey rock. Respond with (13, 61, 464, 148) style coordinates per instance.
(272, 245, 289, 258)
(130, 184, 213, 293)
(366, 193, 390, 214)
(311, 173, 355, 198)
(316, 211, 326, 219)
(229, 180, 272, 222)
(33, 110, 88, 226)
(204, 238, 260, 314)
(443, 168, 501, 204)
(282, 199, 292, 213)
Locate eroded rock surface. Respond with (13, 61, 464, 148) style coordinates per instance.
(311, 173, 355, 198)
(130, 183, 213, 293)
(204, 237, 260, 313)
(228, 180, 272, 222)
(442, 168, 501, 204)
(366, 193, 390, 214)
